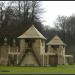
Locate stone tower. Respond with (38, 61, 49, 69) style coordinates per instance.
(18, 25, 46, 66)
(47, 35, 66, 66)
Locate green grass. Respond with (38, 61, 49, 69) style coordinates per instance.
(0, 65, 75, 74)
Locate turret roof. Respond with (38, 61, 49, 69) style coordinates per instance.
(18, 25, 46, 40)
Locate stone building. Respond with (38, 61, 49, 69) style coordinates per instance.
(0, 25, 73, 66)
(45, 35, 73, 66)
(46, 35, 66, 66)
(17, 25, 46, 66)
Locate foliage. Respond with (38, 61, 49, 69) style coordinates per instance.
(0, 1, 44, 45)
(54, 15, 75, 61)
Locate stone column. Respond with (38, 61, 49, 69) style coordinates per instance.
(43, 54, 44, 66)
(63, 55, 65, 64)
(47, 55, 49, 66)
(17, 54, 18, 64)
(17, 47, 19, 64)
(63, 46, 65, 64)
(20, 39, 25, 52)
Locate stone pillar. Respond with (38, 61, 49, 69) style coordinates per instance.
(18, 39, 25, 64)
(42, 40, 45, 53)
(44, 55, 46, 66)
(39, 39, 42, 54)
(38, 39, 42, 66)
(47, 55, 49, 66)
(63, 55, 65, 64)
(63, 46, 65, 55)
(57, 46, 63, 65)
(16, 47, 19, 65)
(42, 55, 44, 66)
(17, 54, 18, 64)
(20, 39, 25, 52)
(63, 46, 66, 64)
(41, 39, 46, 66)
(48, 46, 51, 52)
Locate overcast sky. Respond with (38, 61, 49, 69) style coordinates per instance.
(41, 1, 75, 28)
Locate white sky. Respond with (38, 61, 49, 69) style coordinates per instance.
(41, 1, 75, 28)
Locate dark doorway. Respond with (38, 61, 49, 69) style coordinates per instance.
(49, 55, 58, 66)
(8, 54, 17, 66)
(26, 39, 35, 48)
(51, 45, 59, 50)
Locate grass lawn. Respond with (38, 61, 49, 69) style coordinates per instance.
(0, 65, 75, 74)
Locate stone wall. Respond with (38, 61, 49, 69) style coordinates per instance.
(33, 39, 45, 66)
(0, 43, 19, 65)
(47, 45, 66, 65)
(19, 38, 45, 66)
(0, 45, 9, 65)
(21, 52, 39, 66)
(57, 46, 65, 65)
